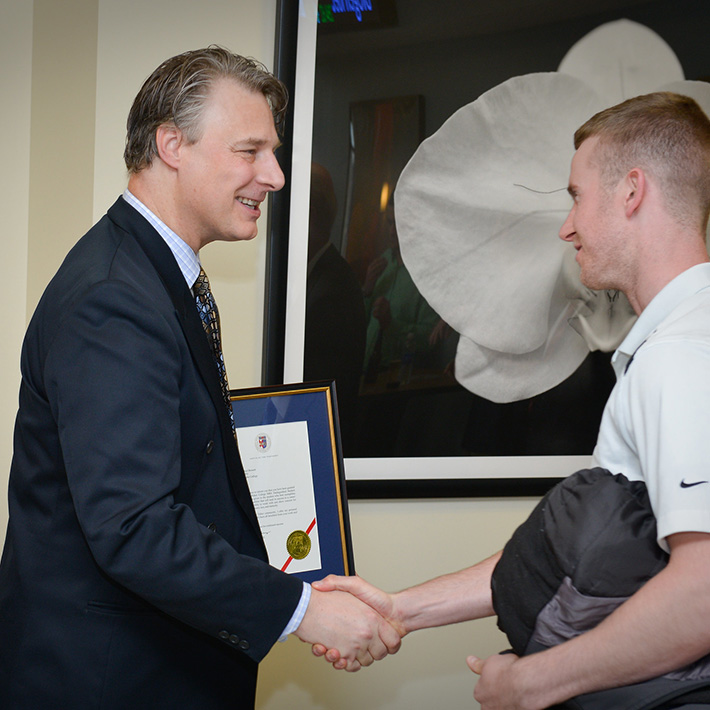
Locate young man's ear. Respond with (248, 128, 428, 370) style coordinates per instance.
(623, 168, 646, 218)
(155, 123, 184, 169)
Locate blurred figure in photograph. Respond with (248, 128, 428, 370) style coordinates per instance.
(362, 195, 438, 386)
(304, 163, 366, 452)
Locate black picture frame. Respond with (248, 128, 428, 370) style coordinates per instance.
(263, 0, 588, 498)
(263, 0, 709, 498)
(262, 0, 299, 387)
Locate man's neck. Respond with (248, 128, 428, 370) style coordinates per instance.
(633, 243, 709, 314)
(127, 171, 201, 254)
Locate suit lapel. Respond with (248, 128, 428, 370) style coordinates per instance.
(106, 198, 265, 547)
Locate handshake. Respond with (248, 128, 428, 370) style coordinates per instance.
(292, 574, 404, 672)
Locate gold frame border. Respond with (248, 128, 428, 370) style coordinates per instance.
(229, 381, 351, 575)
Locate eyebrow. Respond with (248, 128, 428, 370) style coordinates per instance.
(234, 137, 282, 151)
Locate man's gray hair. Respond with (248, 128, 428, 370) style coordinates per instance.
(124, 45, 287, 174)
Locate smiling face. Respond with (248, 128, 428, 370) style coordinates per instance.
(174, 78, 285, 251)
(558, 137, 633, 293)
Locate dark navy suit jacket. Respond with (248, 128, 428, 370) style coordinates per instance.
(0, 198, 303, 709)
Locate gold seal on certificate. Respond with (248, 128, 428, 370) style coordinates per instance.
(287, 530, 311, 560)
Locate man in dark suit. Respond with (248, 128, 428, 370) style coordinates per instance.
(0, 47, 399, 709)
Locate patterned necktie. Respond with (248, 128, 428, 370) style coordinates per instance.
(194, 268, 235, 432)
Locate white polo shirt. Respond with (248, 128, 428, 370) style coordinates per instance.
(592, 263, 710, 550)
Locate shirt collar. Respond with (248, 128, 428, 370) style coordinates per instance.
(612, 262, 710, 377)
(122, 190, 201, 288)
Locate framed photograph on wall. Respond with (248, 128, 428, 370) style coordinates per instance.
(264, 0, 709, 497)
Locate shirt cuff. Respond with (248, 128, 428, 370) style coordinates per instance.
(279, 581, 311, 642)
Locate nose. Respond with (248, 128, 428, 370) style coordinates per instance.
(559, 205, 575, 242)
(260, 152, 285, 192)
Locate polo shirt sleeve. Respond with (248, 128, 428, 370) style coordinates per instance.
(625, 337, 710, 548)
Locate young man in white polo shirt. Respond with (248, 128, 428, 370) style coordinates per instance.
(313, 92, 710, 710)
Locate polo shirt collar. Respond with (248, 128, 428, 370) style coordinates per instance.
(611, 262, 710, 377)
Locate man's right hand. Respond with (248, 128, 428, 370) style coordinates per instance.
(308, 575, 406, 669)
(293, 586, 401, 672)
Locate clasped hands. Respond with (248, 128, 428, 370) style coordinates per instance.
(293, 574, 404, 672)
(294, 574, 528, 710)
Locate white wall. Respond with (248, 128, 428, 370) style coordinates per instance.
(0, 3, 538, 708)
(0, 0, 33, 544)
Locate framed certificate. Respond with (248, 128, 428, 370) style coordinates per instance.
(230, 381, 355, 582)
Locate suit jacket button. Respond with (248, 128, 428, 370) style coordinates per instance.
(218, 630, 230, 641)
(229, 634, 240, 645)
(206, 440, 214, 454)
(239, 639, 250, 651)
(208, 522, 217, 532)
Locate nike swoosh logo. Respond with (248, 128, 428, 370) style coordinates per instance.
(680, 479, 709, 488)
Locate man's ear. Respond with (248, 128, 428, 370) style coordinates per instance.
(623, 168, 645, 218)
(155, 123, 184, 169)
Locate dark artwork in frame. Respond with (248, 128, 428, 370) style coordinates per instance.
(265, 0, 710, 496)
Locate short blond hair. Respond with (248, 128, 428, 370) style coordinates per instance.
(575, 92, 710, 231)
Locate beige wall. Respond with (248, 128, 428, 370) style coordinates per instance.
(0, 0, 32, 542)
(0, 2, 538, 708)
(27, 0, 99, 316)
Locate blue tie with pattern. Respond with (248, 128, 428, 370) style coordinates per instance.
(194, 268, 236, 432)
